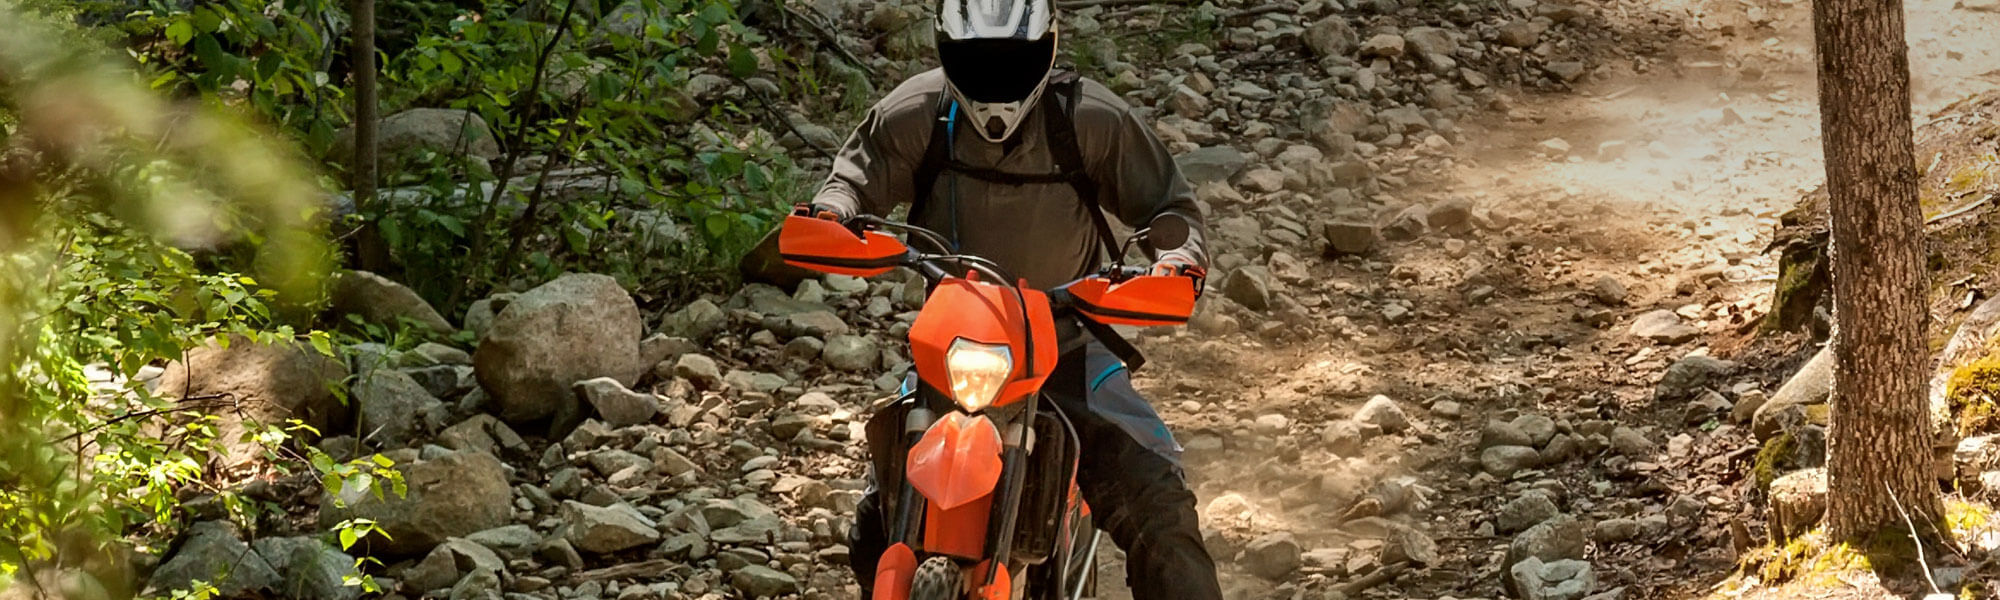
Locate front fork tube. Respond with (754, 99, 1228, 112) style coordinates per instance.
(983, 397, 1039, 582)
(891, 405, 935, 544)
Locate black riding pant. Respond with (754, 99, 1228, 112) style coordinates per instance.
(849, 343, 1222, 599)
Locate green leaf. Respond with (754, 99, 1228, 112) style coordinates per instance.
(371, 454, 395, 468)
(704, 213, 730, 237)
(726, 42, 757, 78)
(165, 20, 194, 45)
(339, 527, 358, 550)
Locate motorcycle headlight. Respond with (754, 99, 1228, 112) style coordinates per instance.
(946, 339, 1014, 412)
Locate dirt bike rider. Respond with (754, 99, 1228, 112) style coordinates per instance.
(801, 0, 1223, 597)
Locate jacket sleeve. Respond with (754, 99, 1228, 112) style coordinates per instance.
(812, 93, 928, 220)
(1079, 88, 1210, 270)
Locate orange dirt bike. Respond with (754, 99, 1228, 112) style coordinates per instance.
(777, 208, 1198, 600)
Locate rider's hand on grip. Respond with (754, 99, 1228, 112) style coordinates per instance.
(1149, 259, 1207, 298)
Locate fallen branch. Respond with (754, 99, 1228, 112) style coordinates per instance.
(782, 4, 876, 78)
(1925, 192, 1994, 228)
(1341, 560, 1410, 595)
(1056, 0, 1158, 9)
(1886, 482, 1941, 595)
(567, 559, 686, 583)
(1221, 2, 1297, 21)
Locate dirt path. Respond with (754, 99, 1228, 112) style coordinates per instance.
(1091, 1, 2000, 598)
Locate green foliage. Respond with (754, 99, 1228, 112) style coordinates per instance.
(1948, 353, 2000, 436)
(0, 5, 396, 594)
(353, 0, 813, 310)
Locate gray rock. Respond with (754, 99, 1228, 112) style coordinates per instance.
(1380, 526, 1440, 566)
(330, 108, 502, 170)
(1591, 276, 1627, 305)
(1513, 414, 1557, 448)
(1497, 492, 1561, 534)
(1402, 26, 1456, 59)
(436, 414, 527, 457)
(1224, 267, 1273, 312)
(475, 274, 645, 425)
(562, 501, 661, 554)
(675, 354, 724, 389)
(1629, 310, 1699, 344)
(438, 538, 508, 578)
(1609, 427, 1654, 457)
(1593, 518, 1640, 543)
(730, 565, 800, 598)
(147, 521, 281, 597)
(587, 449, 652, 478)
(329, 270, 454, 334)
(1354, 395, 1410, 433)
(1509, 515, 1589, 565)
(1383, 205, 1429, 241)
(464, 525, 541, 560)
(1753, 346, 1833, 441)
(320, 450, 514, 556)
(402, 544, 461, 592)
(1323, 219, 1379, 255)
(1496, 20, 1542, 48)
(355, 368, 449, 448)
(1510, 557, 1597, 600)
(1304, 16, 1357, 56)
(1360, 33, 1406, 58)
(1482, 446, 1542, 479)
(1482, 420, 1535, 450)
(1168, 85, 1211, 118)
(1378, 106, 1432, 134)
(463, 293, 517, 340)
(1657, 355, 1735, 401)
(1685, 390, 1734, 424)
(1769, 468, 1827, 541)
(575, 377, 657, 427)
(662, 299, 727, 340)
(1241, 532, 1302, 581)
(1178, 146, 1251, 185)
(768, 311, 851, 340)
(448, 566, 501, 600)
(823, 335, 880, 372)
(1546, 61, 1588, 82)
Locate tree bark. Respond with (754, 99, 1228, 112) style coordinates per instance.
(1813, 0, 1944, 541)
(350, 0, 391, 273)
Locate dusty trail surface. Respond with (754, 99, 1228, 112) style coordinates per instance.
(1101, 0, 2000, 598)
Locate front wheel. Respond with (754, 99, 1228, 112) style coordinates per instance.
(910, 556, 964, 600)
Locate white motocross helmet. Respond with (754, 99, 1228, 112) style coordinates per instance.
(935, 0, 1059, 143)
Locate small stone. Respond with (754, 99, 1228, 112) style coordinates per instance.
(575, 377, 657, 428)
(1593, 518, 1641, 543)
(1630, 310, 1699, 344)
(1482, 421, 1535, 450)
(561, 501, 660, 554)
(823, 335, 880, 372)
(674, 354, 723, 388)
(1241, 532, 1302, 580)
(1591, 277, 1627, 305)
(1360, 33, 1406, 58)
(1497, 492, 1561, 534)
(730, 565, 800, 597)
(1538, 138, 1573, 158)
(1481, 446, 1542, 479)
(1609, 427, 1654, 457)
(1353, 395, 1410, 432)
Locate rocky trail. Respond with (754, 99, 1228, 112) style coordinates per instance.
(118, 0, 2000, 599)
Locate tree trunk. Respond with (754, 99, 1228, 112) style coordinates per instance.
(1813, 0, 1944, 541)
(350, 0, 392, 273)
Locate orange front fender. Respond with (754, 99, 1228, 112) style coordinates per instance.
(871, 543, 917, 600)
(906, 412, 1004, 510)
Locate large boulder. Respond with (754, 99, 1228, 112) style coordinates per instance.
(328, 108, 502, 170)
(328, 270, 453, 334)
(319, 450, 513, 556)
(146, 521, 281, 597)
(474, 274, 645, 425)
(154, 334, 350, 468)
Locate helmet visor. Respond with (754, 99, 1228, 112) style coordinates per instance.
(937, 35, 1057, 104)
